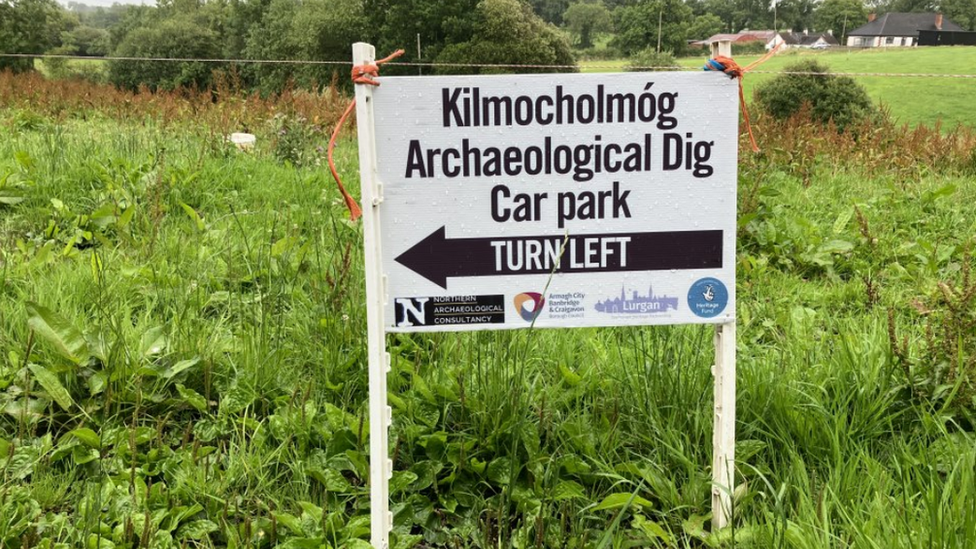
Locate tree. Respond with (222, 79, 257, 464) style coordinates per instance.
(530, 0, 572, 24)
(730, 0, 774, 30)
(242, 0, 369, 92)
(940, 0, 976, 30)
(776, 0, 817, 31)
(109, 17, 221, 90)
(610, 0, 694, 55)
(61, 25, 110, 56)
(0, 0, 67, 72)
(365, 0, 480, 75)
(686, 13, 724, 40)
(815, 0, 867, 42)
(107, 5, 157, 51)
(886, 0, 937, 11)
(434, 0, 575, 74)
(223, 0, 272, 61)
(563, 0, 612, 48)
(755, 59, 875, 130)
(288, 0, 369, 85)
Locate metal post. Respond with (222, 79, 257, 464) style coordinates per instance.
(711, 321, 736, 529)
(352, 42, 393, 549)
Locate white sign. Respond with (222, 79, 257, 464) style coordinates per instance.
(353, 44, 739, 548)
(372, 72, 738, 332)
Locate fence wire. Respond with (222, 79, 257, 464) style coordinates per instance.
(2, 52, 976, 79)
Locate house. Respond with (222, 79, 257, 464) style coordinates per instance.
(766, 31, 840, 50)
(847, 13, 965, 47)
(693, 29, 837, 50)
(692, 30, 777, 48)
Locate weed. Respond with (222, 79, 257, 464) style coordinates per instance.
(1, 78, 976, 548)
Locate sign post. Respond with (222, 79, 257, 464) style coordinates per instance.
(352, 43, 393, 549)
(351, 42, 738, 544)
(708, 41, 736, 529)
(712, 321, 736, 528)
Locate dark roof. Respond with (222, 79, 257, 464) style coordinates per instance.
(799, 34, 839, 46)
(779, 32, 800, 45)
(777, 32, 840, 46)
(848, 13, 965, 37)
(740, 30, 778, 41)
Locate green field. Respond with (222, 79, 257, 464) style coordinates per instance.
(31, 46, 976, 128)
(1, 82, 976, 548)
(582, 47, 976, 128)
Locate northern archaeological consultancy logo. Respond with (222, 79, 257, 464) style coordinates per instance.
(513, 292, 546, 322)
(594, 286, 678, 315)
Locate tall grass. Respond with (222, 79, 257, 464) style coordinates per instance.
(1, 78, 975, 548)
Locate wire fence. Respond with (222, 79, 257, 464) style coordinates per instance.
(2, 52, 976, 79)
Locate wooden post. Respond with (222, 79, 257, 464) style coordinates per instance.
(353, 42, 393, 549)
(710, 39, 732, 59)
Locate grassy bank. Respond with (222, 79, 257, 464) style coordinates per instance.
(1, 85, 975, 548)
(582, 47, 976, 128)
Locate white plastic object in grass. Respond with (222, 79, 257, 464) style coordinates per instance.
(229, 133, 256, 150)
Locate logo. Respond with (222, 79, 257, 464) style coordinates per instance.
(594, 285, 678, 315)
(687, 278, 728, 318)
(394, 295, 505, 328)
(395, 297, 430, 327)
(513, 292, 546, 322)
(547, 292, 585, 320)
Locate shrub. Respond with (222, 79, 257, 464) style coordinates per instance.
(625, 49, 679, 71)
(433, 0, 576, 75)
(574, 45, 623, 61)
(40, 46, 73, 80)
(754, 59, 875, 130)
(732, 41, 768, 55)
(108, 17, 222, 91)
(889, 250, 976, 419)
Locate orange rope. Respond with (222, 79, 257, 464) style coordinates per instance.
(328, 49, 405, 221)
(704, 47, 782, 153)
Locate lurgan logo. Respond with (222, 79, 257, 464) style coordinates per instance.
(594, 285, 678, 314)
(513, 292, 546, 322)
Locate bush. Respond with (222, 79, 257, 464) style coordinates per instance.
(108, 17, 222, 91)
(732, 41, 768, 55)
(574, 45, 623, 61)
(41, 46, 73, 80)
(755, 59, 875, 130)
(434, 0, 576, 74)
(625, 49, 679, 71)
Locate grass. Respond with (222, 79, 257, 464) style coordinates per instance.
(581, 47, 976, 128)
(35, 57, 110, 83)
(1, 81, 976, 548)
(30, 45, 976, 127)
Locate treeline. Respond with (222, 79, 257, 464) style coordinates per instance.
(2, 0, 975, 93)
(1, 0, 577, 91)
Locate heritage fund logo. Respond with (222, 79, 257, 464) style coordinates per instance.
(513, 292, 546, 322)
(687, 278, 728, 318)
(394, 295, 505, 327)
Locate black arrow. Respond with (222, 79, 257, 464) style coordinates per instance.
(395, 226, 723, 289)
